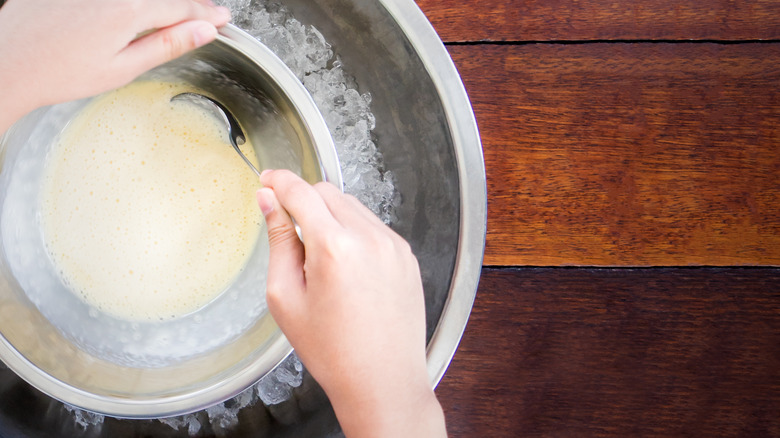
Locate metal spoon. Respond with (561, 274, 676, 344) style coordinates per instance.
(171, 92, 261, 177)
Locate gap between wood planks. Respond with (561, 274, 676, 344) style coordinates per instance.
(445, 39, 780, 46)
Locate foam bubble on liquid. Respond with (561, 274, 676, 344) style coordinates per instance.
(41, 81, 262, 322)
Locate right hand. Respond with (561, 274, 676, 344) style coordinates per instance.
(257, 170, 447, 437)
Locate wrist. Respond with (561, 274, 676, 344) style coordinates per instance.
(327, 375, 446, 438)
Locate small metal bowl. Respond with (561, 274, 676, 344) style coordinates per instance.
(0, 25, 341, 418)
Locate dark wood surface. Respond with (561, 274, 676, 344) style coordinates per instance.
(451, 43, 780, 266)
(415, 0, 780, 42)
(416, 0, 780, 436)
(436, 268, 780, 437)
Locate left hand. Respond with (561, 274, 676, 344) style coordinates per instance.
(0, 0, 230, 118)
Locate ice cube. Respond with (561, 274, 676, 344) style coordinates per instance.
(63, 405, 105, 430)
(158, 414, 202, 436)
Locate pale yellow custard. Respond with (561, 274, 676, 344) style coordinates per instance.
(40, 81, 262, 322)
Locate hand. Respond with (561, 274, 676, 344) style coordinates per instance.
(0, 0, 230, 130)
(257, 170, 447, 437)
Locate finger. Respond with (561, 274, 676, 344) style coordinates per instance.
(116, 20, 217, 79)
(136, 0, 231, 32)
(344, 193, 389, 228)
(312, 182, 386, 229)
(259, 170, 340, 238)
(257, 188, 306, 325)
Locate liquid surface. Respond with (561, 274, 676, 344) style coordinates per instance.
(41, 81, 262, 321)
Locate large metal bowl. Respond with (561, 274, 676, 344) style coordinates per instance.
(0, 0, 485, 436)
(0, 26, 341, 418)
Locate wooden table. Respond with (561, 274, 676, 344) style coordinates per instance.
(414, 1, 780, 436)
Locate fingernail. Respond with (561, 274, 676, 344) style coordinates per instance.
(260, 169, 273, 179)
(193, 23, 217, 48)
(256, 189, 274, 216)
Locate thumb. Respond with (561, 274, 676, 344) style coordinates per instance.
(256, 187, 306, 324)
(117, 21, 217, 79)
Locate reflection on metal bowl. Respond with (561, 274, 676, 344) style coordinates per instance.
(0, 0, 485, 436)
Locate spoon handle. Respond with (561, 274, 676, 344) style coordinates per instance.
(171, 92, 262, 179)
(232, 143, 262, 178)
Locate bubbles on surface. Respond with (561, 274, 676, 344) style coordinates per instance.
(41, 81, 262, 322)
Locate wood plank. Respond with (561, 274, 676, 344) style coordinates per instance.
(415, 0, 780, 42)
(436, 268, 780, 437)
(450, 43, 780, 266)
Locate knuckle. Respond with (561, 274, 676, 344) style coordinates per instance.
(312, 181, 331, 191)
(374, 231, 413, 259)
(342, 193, 363, 210)
(264, 288, 289, 322)
(273, 169, 297, 182)
(266, 222, 298, 247)
(265, 282, 284, 306)
(343, 193, 361, 204)
(378, 234, 399, 254)
(320, 232, 356, 259)
(365, 228, 394, 249)
(285, 184, 308, 202)
(161, 31, 187, 61)
(313, 181, 340, 198)
(395, 235, 414, 255)
(278, 179, 310, 200)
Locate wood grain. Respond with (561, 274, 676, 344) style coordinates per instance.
(436, 268, 780, 437)
(450, 43, 780, 266)
(415, 0, 780, 42)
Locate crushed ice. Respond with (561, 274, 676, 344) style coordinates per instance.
(63, 404, 105, 430)
(229, 0, 399, 223)
(159, 354, 304, 434)
(66, 0, 396, 433)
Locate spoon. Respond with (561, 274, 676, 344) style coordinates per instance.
(171, 92, 261, 177)
(172, 92, 304, 240)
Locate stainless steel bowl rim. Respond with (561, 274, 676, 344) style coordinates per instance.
(218, 26, 344, 190)
(383, 0, 486, 386)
